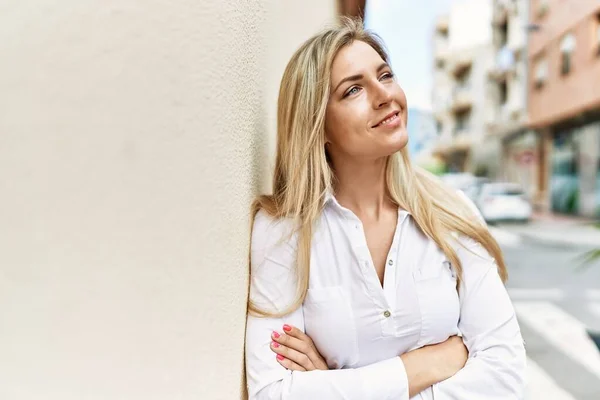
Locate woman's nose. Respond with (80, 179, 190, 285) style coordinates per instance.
(374, 84, 392, 108)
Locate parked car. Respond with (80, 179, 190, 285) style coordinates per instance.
(462, 177, 490, 204)
(440, 173, 490, 204)
(476, 182, 532, 223)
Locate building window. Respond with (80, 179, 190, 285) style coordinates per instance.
(536, 0, 549, 19)
(560, 33, 576, 75)
(456, 66, 471, 85)
(500, 21, 508, 47)
(595, 13, 600, 56)
(499, 81, 508, 105)
(454, 110, 471, 134)
(534, 57, 548, 89)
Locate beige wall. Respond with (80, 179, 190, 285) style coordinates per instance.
(0, 1, 336, 399)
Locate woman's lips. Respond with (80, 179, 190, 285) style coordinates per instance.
(373, 112, 401, 129)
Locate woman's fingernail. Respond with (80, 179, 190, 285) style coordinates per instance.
(271, 341, 279, 348)
(276, 354, 284, 360)
(272, 331, 280, 338)
(283, 324, 292, 332)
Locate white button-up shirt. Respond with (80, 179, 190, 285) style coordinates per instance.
(245, 193, 526, 399)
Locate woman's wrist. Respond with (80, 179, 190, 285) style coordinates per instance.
(399, 347, 441, 397)
(400, 335, 468, 396)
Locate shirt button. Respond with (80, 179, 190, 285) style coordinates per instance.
(383, 310, 391, 318)
(388, 259, 394, 266)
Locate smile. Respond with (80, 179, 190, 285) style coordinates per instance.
(373, 112, 400, 128)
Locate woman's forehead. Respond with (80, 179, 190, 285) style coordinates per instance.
(331, 41, 385, 77)
(331, 40, 385, 87)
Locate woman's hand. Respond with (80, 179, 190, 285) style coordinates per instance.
(432, 335, 468, 380)
(270, 324, 328, 371)
(400, 335, 468, 397)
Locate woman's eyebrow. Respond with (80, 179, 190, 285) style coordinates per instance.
(333, 62, 390, 93)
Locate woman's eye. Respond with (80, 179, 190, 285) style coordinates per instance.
(344, 86, 361, 97)
(380, 72, 394, 80)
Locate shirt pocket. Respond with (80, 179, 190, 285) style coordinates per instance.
(413, 260, 460, 346)
(302, 286, 359, 369)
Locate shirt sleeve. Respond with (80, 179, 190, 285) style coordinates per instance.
(245, 210, 410, 400)
(425, 238, 527, 399)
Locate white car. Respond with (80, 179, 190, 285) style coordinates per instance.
(476, 183, 532, 223)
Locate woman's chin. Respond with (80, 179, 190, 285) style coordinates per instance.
(385, 130, 409, 153)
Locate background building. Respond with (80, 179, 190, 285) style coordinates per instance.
(487, 0, 533, 194)
(432, 0, 496, 175)
(527, 0, 600, 216)
(407, 108, 438, 156)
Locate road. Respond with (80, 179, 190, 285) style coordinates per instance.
(492, 225, 600, 400)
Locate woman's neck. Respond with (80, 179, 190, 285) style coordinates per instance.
(332, 157, 393, 220)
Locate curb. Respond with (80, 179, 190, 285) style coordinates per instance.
(517, 230, 600, 252)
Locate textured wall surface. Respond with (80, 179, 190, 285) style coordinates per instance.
(0, 1, 335, 399)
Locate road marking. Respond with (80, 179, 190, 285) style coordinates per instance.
(508, 288, 565, 301)
(514, 301, 600, 379)
(589, 302, 600, 318)
(489, 227, 521, 247)
(526, 358, 576, 400)
(585, 289, 600, 301)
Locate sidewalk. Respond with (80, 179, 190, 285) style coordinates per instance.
(494, 212, 600, 250)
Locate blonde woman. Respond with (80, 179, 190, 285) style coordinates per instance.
(245, 18, 526, 400)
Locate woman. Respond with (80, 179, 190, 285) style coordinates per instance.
(245, 17, 526, 400)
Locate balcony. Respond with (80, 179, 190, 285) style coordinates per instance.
(485, 109, 498, 130)
(434, 38, 450, 62)
(451, 54, 473, 77)
(433, 129, 472, 156)
(499, 101, 523, 122)
(487, 101, 525, 138)
(436, 15, 449, 34)
(452, 128, 472, 150)
(507, 25, 525, 52)
(433, 107, 446, 122)
(488, 47, 516, 81)
(450, 85, 472, 113)
(492, 3, 508, 26)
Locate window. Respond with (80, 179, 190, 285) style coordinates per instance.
(534, 57, 548, 89)
(595, 13, 600, 56)
(536, 0, 549, 19)
(560, 33, 576, 75)
(456, 66, 471, 85)
(454, 110, 471, 134)
(499, 81, 508, 105)
(500, 21, 508, 47)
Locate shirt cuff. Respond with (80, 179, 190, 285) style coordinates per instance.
(358, 356, 410, 400)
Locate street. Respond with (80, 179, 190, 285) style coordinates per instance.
(492, 225, 600, 399)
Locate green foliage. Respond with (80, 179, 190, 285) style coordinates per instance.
(578, 222, 600, 270)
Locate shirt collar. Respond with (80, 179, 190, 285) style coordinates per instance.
(323, 188, 412, 223)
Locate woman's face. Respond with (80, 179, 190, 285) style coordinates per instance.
(325, 40, 408, 161)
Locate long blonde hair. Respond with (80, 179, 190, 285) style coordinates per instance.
(249, 17, 506, 318)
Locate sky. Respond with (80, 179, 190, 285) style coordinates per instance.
(364, 0, 459, 112)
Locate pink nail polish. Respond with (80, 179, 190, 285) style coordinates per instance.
(272, 341, 279, 348)
(272, 331, 280, 338)
(283, 324, 292, 332)
(276, 354, 284, 360)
